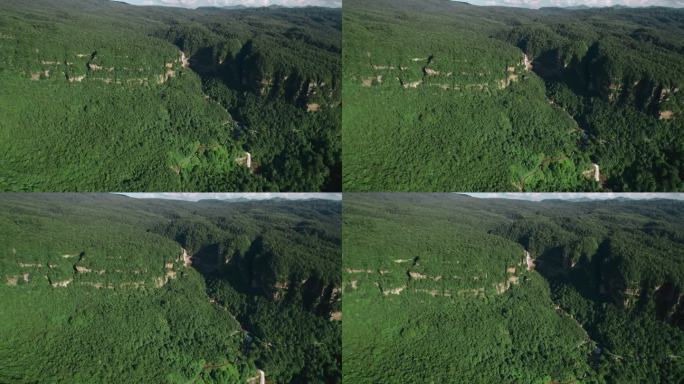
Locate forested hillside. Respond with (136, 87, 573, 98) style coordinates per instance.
(343, 193, 684, 383)
(343, 0, 683, 192)
(0, 0, 341, 192)
(0, 194, 341, 383)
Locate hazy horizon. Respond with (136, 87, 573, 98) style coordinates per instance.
(466, 193, 684, 201)
(120, 193, 342, 201)
(122, 0, 341, 8)
(119, 193, 683, 203)
(465, 0, 684, 8)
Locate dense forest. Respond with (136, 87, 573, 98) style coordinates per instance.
(0, 193, 341, 383)
(343, 0, 684, 192)
(343, 193, 684, 383)
(0, 0, 341, 192)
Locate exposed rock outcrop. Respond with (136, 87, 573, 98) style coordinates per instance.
(582, 163, 600, 182)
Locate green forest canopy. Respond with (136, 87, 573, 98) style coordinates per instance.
(343, 0, 683, 192)
(343, 193, 684, 383)
(0, 0, 341, 192)
(0, 193, 341, 383)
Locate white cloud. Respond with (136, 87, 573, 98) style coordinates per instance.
(466, 193, 684, 201)
(119, 193, 341, 201)
(468, 0, 683, 8)
(123, 0, 341, 8)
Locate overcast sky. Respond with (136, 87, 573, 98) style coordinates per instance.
(123, 0, 341, 8)
(467, 193, 684, 201)
(121, 193, 341, 201)
(468, 0, 683, 7)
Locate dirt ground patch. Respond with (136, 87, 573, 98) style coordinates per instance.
(346, 268, 373, 273)
(525, 250, 535, 271)
(659, 110, 674, 120)
(51, 279, 73, 288)
(383, 286, 406, 295)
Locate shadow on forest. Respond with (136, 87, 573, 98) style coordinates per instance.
(189, 236, 336, 317)
(526, 238, 684, 330)
(167, 39, 343, 192)
(532, 239, 612, 304)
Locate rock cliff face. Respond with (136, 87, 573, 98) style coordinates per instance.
(182, 233, 340, 318)
(601, 281, 684, 328)
(655, 283, 684, 328)
(520, 41, 679, 120)
(234, 238, 340, 317)
(169, 34, 339, 111)
(569, 253, 683, 329)
(269, 277, 340, 316)
(600, 77, 678, 118)
(494, 221, 684, 330)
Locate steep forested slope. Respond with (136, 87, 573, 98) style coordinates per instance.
(343, 0, 683, 192)
(0, 194, 341, 383)
(0, 0, 341, 192)
(343, 193, 684, 383)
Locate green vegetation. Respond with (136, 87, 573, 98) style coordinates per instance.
(343, 0, 684, 191)
(0, 0, 340, 191)
(343, 193, 684, 383)
(0, 193, 341, 383)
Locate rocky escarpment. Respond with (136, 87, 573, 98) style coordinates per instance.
(654, 283, 684, 327)
(207, 46, 335, 111)
(270, 277, 341, 318)
(506, 30, 681, 121)
(4, 248, 186, 291)
(225, 236, 341, 318)
(161, 25, 339, 113)
(157, 219, 341, 320)
(562, 248, 683, 329)
(492, 221, 684, 330)
(598, 279, 684, 329)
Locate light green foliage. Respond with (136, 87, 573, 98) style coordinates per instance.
(0, 0, 340, 191)
(343, 193, 684, 383)
(343, 0, 683, 191)
(0, 194, 341, 383)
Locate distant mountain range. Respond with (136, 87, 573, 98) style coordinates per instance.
(460, 194, 684, 203)
(539, 4, 635, 10)
(195, 4, 331, 11)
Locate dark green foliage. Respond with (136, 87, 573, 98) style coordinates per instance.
(500, 7, 684, 192)
(0, 0, 340, 191)
(0, 193, 341, 383)
(208, 279, 341, 384)
(158, 6, 342, 192)
(343, 193, 684, 383)
(343, 0, 683, 191)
